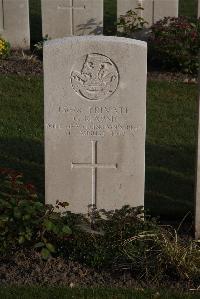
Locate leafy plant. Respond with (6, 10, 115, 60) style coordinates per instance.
(1, 168, 199, 286)
(64, 205, 158, 269)
(0, 36, 10, 59)
(149, 16, 200, 74)
(34, 35, 50, 59)
(118, 6, 148, 36)
(0, 168, 71, 259)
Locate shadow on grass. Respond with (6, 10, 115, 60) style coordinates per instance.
(29, 0, 42, 46)
(145, 143, 195, 222)
(0, 137, 195, 222)
(0, 137, 44, 198)
(104, 0, 117, 35)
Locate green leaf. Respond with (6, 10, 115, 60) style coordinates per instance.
(43, 220, 54, 231)
(41, 248, 51, 260)
(46, 243, 55, 253)
(18, 236, 25, 244)
(34, 202, 44, 209)
(25, 233, 32, 241)
(52, 225, 60, 235)
(62, 225, 72, 235)
(14, 207, 22, 219)
(34, 242, 45, 248)
(0, 215, 9, 222)
(23, 214, 31, 221)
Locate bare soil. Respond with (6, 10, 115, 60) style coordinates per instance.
(0, 250, 192, 290)
(0, 250, 138, 288)
(0, 51, 43, 76)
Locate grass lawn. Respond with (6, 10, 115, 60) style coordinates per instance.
(146, 81, 198, 220)
(0, 75, 198, 221)
(0, 287, 200, 299)
(0, 76, 44, 194)
(179, 0, 197, 18)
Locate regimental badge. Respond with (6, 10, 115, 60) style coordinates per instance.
(70, 53, 119, 101)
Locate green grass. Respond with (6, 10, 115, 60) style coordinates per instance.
(104, 0, 117, 35)
(146, 81, 198, 219)
(179, 0, 197, 18)
(0, 75, 198, 220)
(0, 75, 44, 194)
(29, 0, 42, 45)
(0, 287, 199, 299)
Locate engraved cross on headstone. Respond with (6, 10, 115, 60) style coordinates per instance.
(0, 0, 4, 32)
(71, 141, 117, 208)
(57, 0, 86, 35)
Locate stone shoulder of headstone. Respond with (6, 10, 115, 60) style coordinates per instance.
(44, 36, 147, 214)
(44, 35, 147, 48)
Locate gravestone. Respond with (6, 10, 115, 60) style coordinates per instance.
(198, 0, 200, 18)
(44, 36, 147, 214)
(117, 0, 179, 28)
(196, 87, 200, 239)
(41, 0, 103, 39)
(0, 0, 30, 49)
(154, 0, 179, 23)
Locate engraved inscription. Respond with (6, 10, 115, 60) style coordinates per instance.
(71, 140, 117, 207)
(70, 54, 119, 101)
(46, 105, 143, 138)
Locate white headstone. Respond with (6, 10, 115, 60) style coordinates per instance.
(117, 0, 179, 28)
(44, 36, 147, 214)
(0, 0, 3, 32)
(154, 0, 179, 23)
(196, 90, 200, 239)
(0, 0, 30, 49)
(41, 0, 103, 39)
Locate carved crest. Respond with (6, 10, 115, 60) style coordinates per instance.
(70, 53, 119, 101)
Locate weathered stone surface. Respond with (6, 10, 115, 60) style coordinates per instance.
(44, 36, 147, 214)
(117, 0, 179, 28)
(0, 0, 30, 49)
(41, 0, 103, 39)
(196, 93, 200, 239)
(154, 0, 179, 23)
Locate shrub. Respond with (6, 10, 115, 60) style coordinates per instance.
(34, 35, 50, 59)
(64, 208, 200, 286)
(64, 206, 158, 269)
(0, 168, 72, 259)
(149, 17, 200, 74)
(118, 7, 148, 37)
(0, 37, 10, 59)
(1, 169, 199, 286)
